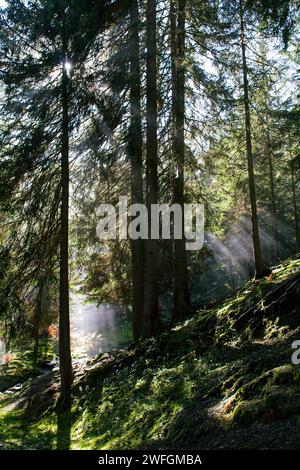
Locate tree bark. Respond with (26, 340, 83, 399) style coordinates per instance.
(59, 52, 73, 407)
(291, 159, 300, 252)
(129, 0, 144, 341)
(171, 0, 190, 323)
(266, 130, 278, 261)
(239, 0, 270, 278)
(142, 0, 159, 337)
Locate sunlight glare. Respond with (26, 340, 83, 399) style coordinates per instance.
(64, 60, 72, 76)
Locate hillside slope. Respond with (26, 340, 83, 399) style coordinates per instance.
(1, 256, 300, 450)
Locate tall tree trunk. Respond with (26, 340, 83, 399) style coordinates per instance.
(142, 0, 159, 337)
(59, 52, 73, 407)
(266, 130, 278, 260)
(239, 0, 270, 278)
(129, 0, 144, 341)
(291, 159, 300, 252)
(171, 0, 190, 323)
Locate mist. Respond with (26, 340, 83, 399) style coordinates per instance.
(191, 211, 297, 306)
(70, 293, 131, 360)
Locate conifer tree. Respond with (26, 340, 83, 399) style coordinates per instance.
(128, 0, 144, 340)
(171, 0, 191, 323)
(143, 0, 159, 337)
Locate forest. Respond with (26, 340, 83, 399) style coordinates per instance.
(0, 0, 300, 458)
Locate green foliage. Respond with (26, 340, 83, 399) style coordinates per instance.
(0, 339, 56, 392)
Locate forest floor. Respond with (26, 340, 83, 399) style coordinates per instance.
(1, 255, 300, 450)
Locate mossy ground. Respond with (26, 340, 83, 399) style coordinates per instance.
(1, 256, 300, 450)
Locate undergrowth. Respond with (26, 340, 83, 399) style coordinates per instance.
(1, 255, 300, 450)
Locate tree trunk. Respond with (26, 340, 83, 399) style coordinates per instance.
(129, 0, 144, 341)
(291, 160, 300, 252)
(142, 0, 159, 338)
(239, 0, 270, 278)
(171, 0, 190, 323)
(266, 130, 278, 260)
(59, 53, 73, 407)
